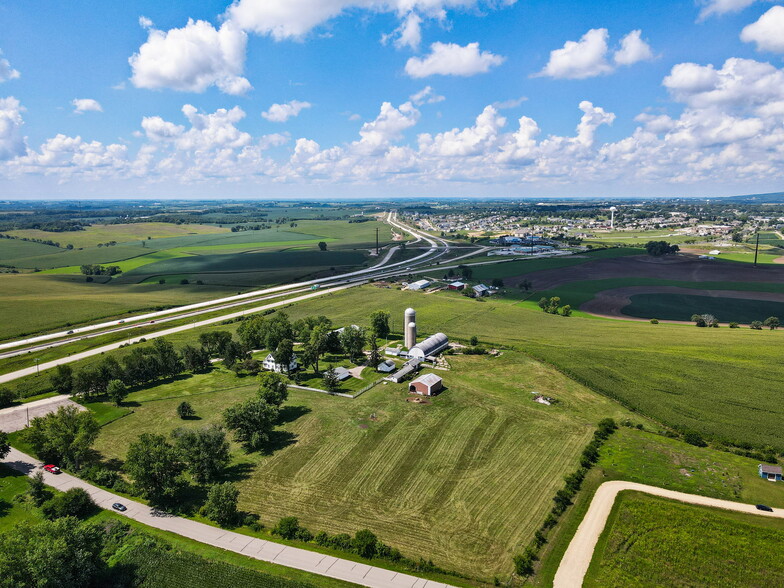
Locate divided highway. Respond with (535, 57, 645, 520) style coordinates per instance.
(0, 212, 453, 382)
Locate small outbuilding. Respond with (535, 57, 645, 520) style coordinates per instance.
(409, 373, 443, 396)
(263, 353, 298, 374)
(759, 464, 783, 482)
(473, 284, 491, 297)
(448, 281, 466, 291)
(333, 366, 352, 381)
(377, 360, 396, 373)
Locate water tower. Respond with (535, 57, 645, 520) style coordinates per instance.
(404, 308, 417, 349)
(609, 206, 618, 229)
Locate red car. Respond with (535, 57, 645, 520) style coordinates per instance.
(43, 464, 61, 474)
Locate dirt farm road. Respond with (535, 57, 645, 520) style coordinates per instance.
(553, 480, 784, 588)
(1, 446, 455, 588)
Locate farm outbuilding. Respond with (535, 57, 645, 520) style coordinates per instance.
(333, 366, 352, 381)
(408, 279, 431, 291)
(409, 373, 443, 396)
(377, 360, 396, 373)
(387, 358, 421, 383)
(408, 333, 449, 360)
(759, 464, 783, 481)
(263, 353, 298, 373)
(448, 281, 466, 290)
(473, 284, 491, 297)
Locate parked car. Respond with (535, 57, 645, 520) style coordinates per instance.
(112, 503, 127, 512)
(43, 464, 61, 474)
(756, 504, 774, 512)
(67, 330, 74, 335)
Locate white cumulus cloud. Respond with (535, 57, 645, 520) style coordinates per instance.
(405, 42, 504, 78)
(0, 51, 20, 83)
(697, 0, 758, 21)
(614, 30, 654, 66)
(0, 97, 26, 160)
(741, 6, 784, 53)
(537, 28, 653, 79)
(72, 99, 103, 114)
(261, 100, 312, 122)
(129, 19, 251, 95)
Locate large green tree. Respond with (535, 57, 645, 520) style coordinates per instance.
(23, 405, 99, 470)
(257, 372, 289, 407)
(223, 399, 279, 452)
(272, 339, 295, 374)
(171, 426, 231, 484)
(125, 433, 186, 504)
(50, 364, 74, 395)
(0, 430, 9, 460)
(369, 310, 391, 340)
(201, 482, 240, 527)
(0, 518, 105, 587)
(339, 325, 367, 362)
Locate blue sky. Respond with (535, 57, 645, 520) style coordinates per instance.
(1, 0, 783, 198)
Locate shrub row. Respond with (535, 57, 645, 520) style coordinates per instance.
(513, 418, 618, 579)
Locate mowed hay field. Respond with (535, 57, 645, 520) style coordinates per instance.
(584, 491, 784, 587)
(93, 354, 631, 579)
(271, 286, 784, 449)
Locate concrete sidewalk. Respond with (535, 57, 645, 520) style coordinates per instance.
(1, 447, 455, 588)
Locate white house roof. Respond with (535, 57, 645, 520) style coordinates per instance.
(377, 360, 396, 372)
(449, 281, 466, 287)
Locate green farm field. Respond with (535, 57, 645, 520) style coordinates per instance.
(584, 491, 784, 587)
(0, 273, 237, 340)
(4, 222, 229, 249)
(623, 292, 784, 322)
(92, 353, 631, 579)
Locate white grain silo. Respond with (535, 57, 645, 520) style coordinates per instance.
(404, 308, 417, 349)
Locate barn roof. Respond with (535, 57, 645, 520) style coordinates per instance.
(411, 333, 449, 356)
(412, 373, 442, 387)
(760, 464, 783, 475)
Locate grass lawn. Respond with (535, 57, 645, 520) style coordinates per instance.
(91, 352, 632, 580)
(0, 464, 43, 532)
(584, 491, 784, 587)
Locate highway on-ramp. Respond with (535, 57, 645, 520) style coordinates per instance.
(553, 480, 784, 588)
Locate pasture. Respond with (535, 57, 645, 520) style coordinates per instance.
(92, 352, 631, 579)
(584, 491, 784, 587)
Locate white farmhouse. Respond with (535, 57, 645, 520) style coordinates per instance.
(263, 353, 298, 374)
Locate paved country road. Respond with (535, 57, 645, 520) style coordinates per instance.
(1, 447, 455, 588)
(553, 480, 784, 587)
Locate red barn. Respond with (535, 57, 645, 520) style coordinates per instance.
(409, 373, 443, 396)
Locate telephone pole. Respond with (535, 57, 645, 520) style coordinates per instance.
(754, 231, 760, 267)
